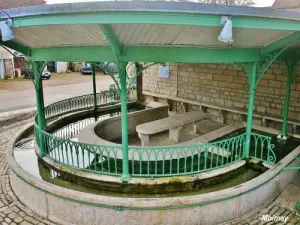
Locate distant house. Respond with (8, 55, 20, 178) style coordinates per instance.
(273, 0, 300, 12)
(0, 0, 45, 10)
(0, 0, 47, 79)
(0, 47, 15, 79)
(46, 62, 69, 73)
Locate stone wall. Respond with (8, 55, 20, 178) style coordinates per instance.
(142, 61, 300, 128)
(273, 0, 300, 12)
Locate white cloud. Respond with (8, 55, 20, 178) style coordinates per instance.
(253, 0, 275, 7)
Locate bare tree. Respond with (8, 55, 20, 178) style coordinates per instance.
(133, 0, 254, 6)
(197, 0, 254, 6)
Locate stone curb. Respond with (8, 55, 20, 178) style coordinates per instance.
(0, 107, 36, 123)
(8, 124, 300, 208)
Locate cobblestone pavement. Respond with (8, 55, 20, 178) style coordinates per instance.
(0, 118, 56, 225)
(233, 201, 300, 225)
(1, 118, 300, 225)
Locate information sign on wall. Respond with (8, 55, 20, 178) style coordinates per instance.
(159, 65, 169, 78)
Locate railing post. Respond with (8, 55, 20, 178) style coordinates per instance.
(278, 60, 295, 140)
(92, 63, 97, 110)
(244, 62, 258, 158)
(33, 61, 46, 156)
(119, 61, 131, 182)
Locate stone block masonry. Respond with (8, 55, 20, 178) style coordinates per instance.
(143, 61, 300, 130)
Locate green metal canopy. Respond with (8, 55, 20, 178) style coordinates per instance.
(2, 1, 300, 63)
(2, 1, 300, 182)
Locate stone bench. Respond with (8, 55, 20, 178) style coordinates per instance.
(143, 91, 300, 135)
(136, 111, 208, 146)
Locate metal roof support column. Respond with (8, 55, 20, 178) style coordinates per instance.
(244, 62, 258, 158)
(33, 61, 46, 156)
(118, 61, 131, 182)
(277, 60, 298, 140)
(99, 24, 131, 182)
(91, 63, 97, 111)
(242, 43, 291, 158)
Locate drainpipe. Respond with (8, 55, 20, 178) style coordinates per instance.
(135, 62, 144, 102)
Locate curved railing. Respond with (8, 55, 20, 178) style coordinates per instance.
(34, 90, 277, 178)
(250, 132, 276, 163)
(44, 88, 136, 121)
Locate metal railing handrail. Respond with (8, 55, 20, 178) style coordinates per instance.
(34, 90, 276, 178)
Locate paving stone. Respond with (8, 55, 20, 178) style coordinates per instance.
(4, 217, 11, 223)
(20, 221, 33, 225)
(14, 216, 24, 223)
(8, 212, 17, 219)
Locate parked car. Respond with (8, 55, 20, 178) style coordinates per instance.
(80, 66, 92, 75)
(80, 62, 118, 75)
(22, 69, 52, 80)
(42, 71, 51, 79)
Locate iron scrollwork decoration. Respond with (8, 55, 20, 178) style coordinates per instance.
(94, 62, 164, 92)
(126, 62, 165, 89)
(267, 143, 276, 164)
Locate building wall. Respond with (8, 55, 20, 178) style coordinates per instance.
(56, 62, 68, 73)
(0, 47, 15, 79)
(142, 61, 300, 128)
(0, 0, 45, 10)
(273, 0, 300, 12)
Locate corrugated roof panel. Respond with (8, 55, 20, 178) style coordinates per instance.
(12, 24, 107, 48)
(113, 24, 294, 48)
(113, 24, 185, 45)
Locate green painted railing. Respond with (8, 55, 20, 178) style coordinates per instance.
(37, 128, 276, 177)
(250, 132, 276, 164)
(44, 88, 136, 121)
(34, 91, 277, 178)
(129, 133, 246, 177)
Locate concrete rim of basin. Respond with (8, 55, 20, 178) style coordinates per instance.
(7, 122, 300, 209)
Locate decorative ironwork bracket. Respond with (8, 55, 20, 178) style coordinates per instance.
(94, 61, 164, 93)
(126, 62, 165, 89)
(240, 43, 292, 87)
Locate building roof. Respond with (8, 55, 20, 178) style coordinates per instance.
(2, 1, 300, 63)
(0, 0, 45, 10)
(273, 0, 300, 12)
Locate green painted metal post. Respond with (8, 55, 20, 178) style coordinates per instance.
(33, 61, 46, 156)
(119, 62, 131, 182)
(244, 62, 258, 158)
(134, 62, 144, 102)
(92, 63, 97, 110)
(280, 61, 294, 138)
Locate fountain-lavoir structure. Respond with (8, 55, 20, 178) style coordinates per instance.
(2, 2, 300, 225)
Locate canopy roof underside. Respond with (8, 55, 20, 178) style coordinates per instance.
(2, 1, 300, 63)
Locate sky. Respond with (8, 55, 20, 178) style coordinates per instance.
(46, 0, 276, 7)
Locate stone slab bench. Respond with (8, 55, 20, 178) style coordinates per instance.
(136, 111, 208, 146)
(143, 91, 300, 134)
